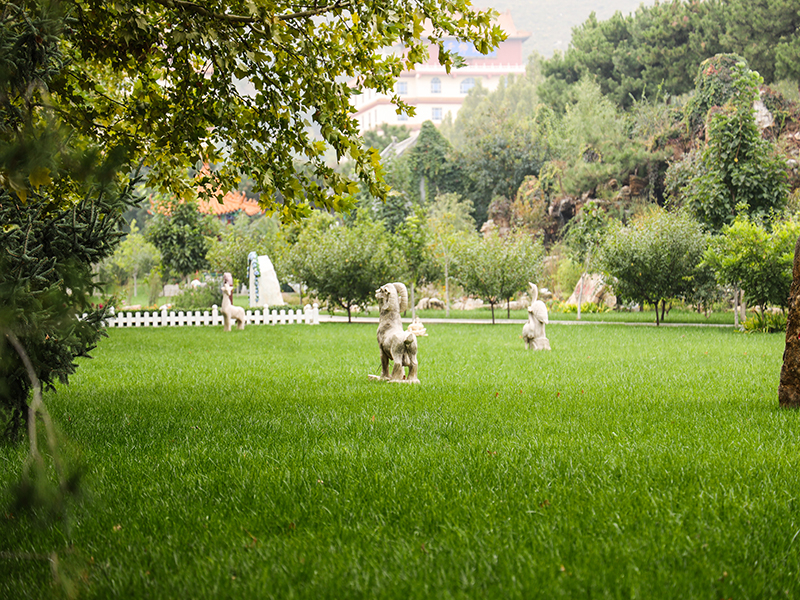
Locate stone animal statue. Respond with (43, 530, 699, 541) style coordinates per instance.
(522, 282, 550, 350)
(372, 282, 419, 382)
(221, 272, 246, 331)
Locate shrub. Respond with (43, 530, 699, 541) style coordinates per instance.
(170, 282, 223, 311)
(742, 311, 787, 333)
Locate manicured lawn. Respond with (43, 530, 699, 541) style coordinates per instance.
(2, 323, 798, 598)
(412, 306, 736, 325)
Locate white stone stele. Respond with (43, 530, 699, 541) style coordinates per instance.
(522, 283, 551, 351)
(369, 282, 420, 383)
(249, 254, 285, 308)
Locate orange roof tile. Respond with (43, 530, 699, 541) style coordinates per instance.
(197, 190, 263, 217)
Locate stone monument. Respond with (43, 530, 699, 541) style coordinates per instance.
(248, 251, 284, 308)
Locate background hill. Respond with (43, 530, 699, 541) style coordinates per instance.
(477, 0, 657, 57)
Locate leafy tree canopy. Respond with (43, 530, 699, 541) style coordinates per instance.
(704, 214, 800, 314)
(670, 61, 789, 231)
(455, 231, 544, 323)
(296, 215, 396, 322)
(600, 208, 707, 325)
(147, 200, 217, 280)
(2, 0, 505, 221)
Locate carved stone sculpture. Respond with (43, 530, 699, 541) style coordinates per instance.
(371, 282, 419, 382)
(522, 282, 551, 350)
(779, 236, 800, 407)
(407, 315, 428, 337)
(221, 272, 246, 331)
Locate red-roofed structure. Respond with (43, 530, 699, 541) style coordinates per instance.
(197, 190, 263, 221)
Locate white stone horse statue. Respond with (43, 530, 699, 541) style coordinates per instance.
(221, 272, 246, 331)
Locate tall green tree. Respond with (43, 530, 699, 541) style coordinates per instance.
(100, 220, 161, 300)
(453, 72, 551, 225)
(147, 200, 217, 281)
(405, 121, 465, 205)
(1, 3, 135, 441)
(676, 61, 789, 231)
(600, 208, 708, 325)
(704, 215, 800, 315)
(455, 231, 544, 323)
(393, 207, 438, 317)
(426, 193, 476, 316)
(299, 217, 395, 323)
(721, 0, 800, 85)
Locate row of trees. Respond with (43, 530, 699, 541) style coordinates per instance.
(599, 208, 799, 326)
(103, 192, 544, 325)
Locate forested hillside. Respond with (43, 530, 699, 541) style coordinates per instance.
(477, 0, 656, 57)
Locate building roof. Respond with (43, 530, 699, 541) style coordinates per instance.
(197, 190, 263, 217)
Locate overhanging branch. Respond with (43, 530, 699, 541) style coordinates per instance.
(151, 0, 355, 25)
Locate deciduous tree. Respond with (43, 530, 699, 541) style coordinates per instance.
(704, 215, 800, 315)
(147, 200, 217, 281)
(455, 231, 544, 323)
(299, 217, 395, 323)
(600, 208, 707, 325)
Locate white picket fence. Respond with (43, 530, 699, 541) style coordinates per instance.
(105, 303, 320, 328)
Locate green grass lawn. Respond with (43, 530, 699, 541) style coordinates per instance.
(412, 306, 736, 325)
(2, 323, 798, 598)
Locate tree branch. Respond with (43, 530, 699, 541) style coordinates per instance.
(150, 0, 355, 25)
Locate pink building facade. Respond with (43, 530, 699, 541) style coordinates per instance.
(352, 13, 530, 132)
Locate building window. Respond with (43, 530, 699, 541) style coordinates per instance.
(432, 107, 443, 121)
(430, 77, 442, 94)
(460, 78, 475, 94)
(396, 81, 408, 95)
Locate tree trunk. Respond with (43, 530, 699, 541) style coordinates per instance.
(133, 271, 138, 298)
(733, 288, 740, 329)
(507, 297, 511, 319)
(347, 304, 352, 323)
(779, 236, 800, 408)
(660, 299, 666, 324)
(577, 273, 585, 320)
(490, 302, 495, 324)
(740, 291, 747, 323)
(444, 260, 450, 318)
(654, 300, 661, 326)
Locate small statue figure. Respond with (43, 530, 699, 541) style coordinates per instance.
(407, 315, 427, 337)
(522, 282, 550, 350)
(370, 282, 419, 382)
(221, 272, 246, 331)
